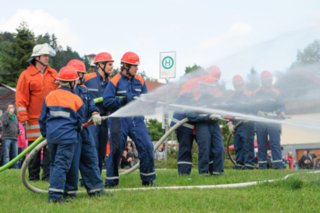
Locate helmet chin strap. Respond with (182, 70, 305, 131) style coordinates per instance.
(77, 73, 84, 85)
(98, 62, 109, 79)
(69, 81, 76, 91)
(125, 64, 135, 78)
(35, 58, 48, 71)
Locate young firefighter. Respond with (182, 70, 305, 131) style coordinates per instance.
(255, 70, 285, 169)
(183, 66, 225, 175)
(39, 66, 85, 203)
(84, 52, 114, 174)
(103, 51, 156, 187)
(67, 59, 106, 196)
(230, 75, 255, 169)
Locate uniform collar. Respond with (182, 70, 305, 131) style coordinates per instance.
(27, 64, 54, 76)
(120, 71, 133, 80)
(59, 85, 72, 92)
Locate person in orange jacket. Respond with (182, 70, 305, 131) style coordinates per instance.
(16, 43, 58, 181)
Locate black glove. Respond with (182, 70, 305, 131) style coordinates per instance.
(120, 96, 128, 106)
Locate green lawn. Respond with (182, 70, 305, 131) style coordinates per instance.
(0, 168, 319, 213)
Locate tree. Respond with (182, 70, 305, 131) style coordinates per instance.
(292, 40, 320, 67)
(0, 21, 88, 86)
(246, 67, 260, 90)
(146, 119, 165, 141)
(0, 22, 35, 86)
(110, 67, 120, 78)
(184, 64, 204, 75)
(51, 46, 82, 71)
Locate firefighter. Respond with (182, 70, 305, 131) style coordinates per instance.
(39, 66, 84, 203)
(230, 75, 255, 169)
(255, 70, 285, 169)
(103, 51, 156, 187)
(67, 59, 105, 196)
(177, 66, 224, 175)
(16, 43, 58, 181)
(84, 52, 114, 174)
(191, 66, 224, 175)
(170, 112, 195, 175)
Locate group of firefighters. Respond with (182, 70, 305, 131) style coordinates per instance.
(15, 43, 155, 202)
(171, 66, 286, 175)
(14, 42, 285, 203)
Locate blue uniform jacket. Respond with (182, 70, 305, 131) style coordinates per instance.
(254, 87, 285, 113)
(74, 84, 99, 121)
(103, 72, 147, 113)
(84, 71, 109, 114)
(170, 112, 194, 134)
(39, 86, 85, 144)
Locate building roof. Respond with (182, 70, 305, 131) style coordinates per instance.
(281, 113, 320, 145)
(0, 83, 16, 113)
(145, 80, 164, 92)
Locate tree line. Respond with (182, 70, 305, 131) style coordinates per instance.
(0, 22, 88, 86)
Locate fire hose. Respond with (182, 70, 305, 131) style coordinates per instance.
(0, 97, 104, 173)
(20, 116, 108, 193)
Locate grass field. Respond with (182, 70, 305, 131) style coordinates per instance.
(0, 167, 320, 213)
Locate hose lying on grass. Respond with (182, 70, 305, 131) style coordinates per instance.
(0, 97, 104, 173)
(0, 136, 44, 173)
(120, 117, 189, 175)
(20, 117, 189, 193)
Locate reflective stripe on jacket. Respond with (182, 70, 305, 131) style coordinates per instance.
(39, 86, 85, 144)
(16, 64, 58, 140)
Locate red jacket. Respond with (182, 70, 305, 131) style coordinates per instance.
(16, 64, 58, 141)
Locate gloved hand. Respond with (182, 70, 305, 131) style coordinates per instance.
(277, 111, 286, 119)
(209, 114, 221, 121)
(119, 96, 128, 106)
(126, 94, 138, 102)
(257, 111, 266, 117)
(91, 112, 102, 125)
(227, 121, 234, 133)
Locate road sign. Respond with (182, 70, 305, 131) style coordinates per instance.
(160, 51, 176, 79)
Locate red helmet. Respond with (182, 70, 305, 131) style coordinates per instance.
(232, 75, 244, 89)
(261, 70, 273, 80)
(94, 52, 114, 64)
(121, 51, 140, 65)
(67, 59, 86, 73)
(56, 66, 78, 81)
(207, 66, 221, 81)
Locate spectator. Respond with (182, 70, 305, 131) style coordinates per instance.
(0, 118, 3, 165)
(1, 104, 19, 168)
(298, 150, 313, 169)
(284, 151, 294, 170)
(120, 149, 134, 169)
(126, 141, 138, 164)
(266, 150, 272, 169)
(155, 143, 166, 161)
(17, 122, 28, 168)
(312, 153, 320, 170)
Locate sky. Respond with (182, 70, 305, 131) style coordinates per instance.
(1, 0, 320, 83)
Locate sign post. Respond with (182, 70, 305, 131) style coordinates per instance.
(159, 51, 176, 160)
(159, 51, 176, 79)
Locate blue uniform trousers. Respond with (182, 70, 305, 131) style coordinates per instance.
(195, 122, 224, 175)
(176, 129, 194, 175)
(48, 142, 77, 201)
(88, 119, 108, 174)
(256, 122, 284, 169)
(105, 117, 155, 187)
(233, 122, 255, 168)
(78, 128, 103, 194)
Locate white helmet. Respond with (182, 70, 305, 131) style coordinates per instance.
(31, 43, 56, 57)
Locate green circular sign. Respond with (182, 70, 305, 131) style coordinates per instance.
(162, 56, 174, 70)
